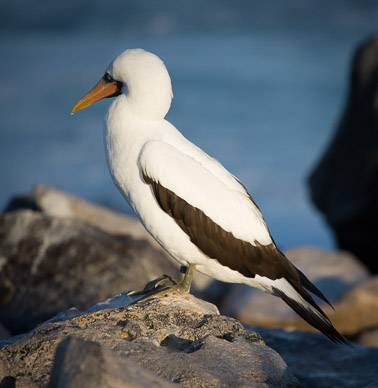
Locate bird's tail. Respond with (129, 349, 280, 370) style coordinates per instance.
(271, 251, 351, 346)
(275, 287, 351, 345)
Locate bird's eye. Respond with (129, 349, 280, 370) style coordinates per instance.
(104, 73, 113, 82)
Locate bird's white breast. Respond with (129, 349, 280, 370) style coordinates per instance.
(104, 96, 202, 264)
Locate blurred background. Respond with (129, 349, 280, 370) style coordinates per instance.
(1, 0, 377, 250)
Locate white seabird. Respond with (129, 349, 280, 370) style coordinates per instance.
(72, 48, 349, 344)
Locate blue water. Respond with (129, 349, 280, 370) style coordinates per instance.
(1, 1, 377, 250)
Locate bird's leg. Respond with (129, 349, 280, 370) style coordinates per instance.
(127, 264, 196, 298)
(176, 264, 196, 293)
(148, 263, 197, 295)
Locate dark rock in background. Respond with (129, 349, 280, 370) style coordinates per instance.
(0, 293, 298, 387)
(308, 34, 378, 273)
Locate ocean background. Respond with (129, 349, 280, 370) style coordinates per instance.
(1, 1, 377, 250)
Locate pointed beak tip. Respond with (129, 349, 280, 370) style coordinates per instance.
(71, 102, 83, 115)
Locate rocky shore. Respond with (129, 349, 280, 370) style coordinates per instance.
(1, 186, 378, 387)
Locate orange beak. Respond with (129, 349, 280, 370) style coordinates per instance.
(71, 75, 121, 114)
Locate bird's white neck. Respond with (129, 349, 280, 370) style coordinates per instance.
(104, 94, 173, 200)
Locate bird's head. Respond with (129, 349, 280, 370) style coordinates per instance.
(72, 48, 173, 120)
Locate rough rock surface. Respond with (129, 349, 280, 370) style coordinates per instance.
(308, 34, 378, 273)
(0, 293, 298, 388)
(221, 247, 378, 342)
(48, 337, 176, 388)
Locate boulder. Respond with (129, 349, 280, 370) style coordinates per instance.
(0, 199, 174, 335)
(308, 34, 378, 273)
(0, 292, 298, 387)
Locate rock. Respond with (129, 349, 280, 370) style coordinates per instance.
(308, 34, 378, 273)
(254, 327, 378, 388)
(47, 337, 176, 388)
(31, 185, 162, 246)
(354, 328, 378, 347)
(0, 208, 177, 335)
(0, 323, 10, 341)
(220, 247, 375, 341)
(0, 292, 298, 387)
(329, 276, 378, 337)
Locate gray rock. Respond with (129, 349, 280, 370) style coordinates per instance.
(0, 208, 177, 335)
(0, 292, 298, 388)
(254, 327, 378, 388)
(220, 248, 373, 340)
(47, 337, 176, 388)
(308, 34, 378, 273)
(32, 185, 162, 246)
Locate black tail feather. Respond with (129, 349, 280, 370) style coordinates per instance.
(274, 288, 352, 346)
(297, 268, 334, 309)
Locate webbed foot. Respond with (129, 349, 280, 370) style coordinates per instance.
(127, 264, 197, 300)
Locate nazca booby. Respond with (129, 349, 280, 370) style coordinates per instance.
(72, 48, 348, 345)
